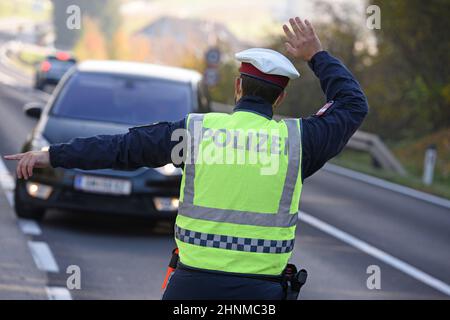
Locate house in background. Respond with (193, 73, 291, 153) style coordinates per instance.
(134, 16, 246, 66)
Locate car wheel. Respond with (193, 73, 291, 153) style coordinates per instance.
(34, 77, 44, 90)
(14, 183, 46, 220)
(35, 82, 45, 91)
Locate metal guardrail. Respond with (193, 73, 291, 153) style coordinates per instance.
(346, 131, 407, 176)
(211, 102, 407, 176)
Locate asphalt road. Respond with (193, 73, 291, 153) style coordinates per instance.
(0, 35, 449, 300)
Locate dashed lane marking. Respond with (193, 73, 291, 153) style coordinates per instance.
(45, 287, 72, 300)
(27, 241, 59, 273)
(0, 44, 71, 300)
(18, 218, 42, 236)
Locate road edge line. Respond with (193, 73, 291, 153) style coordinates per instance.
(0, 156, 14, 206)
(299, 211, 450, 296)
(324, 163, 450, 209)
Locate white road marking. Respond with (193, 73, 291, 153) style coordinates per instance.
(18, 218, 42, 236)
(0, 35, 72, 301)
(299, 211, 450, 296)
(0, 45, 20, 86)
(0, 156, 15, 190)
(0, 186, 14, 207)
(324, 163, 450, 209)
(0, 71, 17, 85)
(1, 159, 69, 300)
(0, 156, 15, 207)
(0, 40, 35, 88)
(27, 241, 59, 273)
(45, 287, 72, 300)
(0, 41, 50, 101)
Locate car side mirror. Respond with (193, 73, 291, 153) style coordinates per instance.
(23, 102, 44, 119)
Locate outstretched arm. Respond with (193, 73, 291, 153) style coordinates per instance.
(4, 119, 185, 179)
(283, 17, 369, 180)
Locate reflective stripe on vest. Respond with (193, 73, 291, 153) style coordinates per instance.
(178, 113, 301, 228)
(175, 225, 295, 254)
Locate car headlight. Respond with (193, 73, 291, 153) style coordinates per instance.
(30, 134, 50, 151)
(155, 164, 182, 176)
(153, 197, 179, 211)
(26, 181, 53, 199)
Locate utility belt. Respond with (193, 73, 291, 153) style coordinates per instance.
(162, 248, 307, 300)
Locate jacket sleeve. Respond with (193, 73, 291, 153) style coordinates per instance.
(301, 51, 369, 180)
(48, 119, 186, 170)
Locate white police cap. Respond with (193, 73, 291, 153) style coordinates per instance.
(235, 48, 300, 81)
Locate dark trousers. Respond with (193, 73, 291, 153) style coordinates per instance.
(162, 267, 284, 300)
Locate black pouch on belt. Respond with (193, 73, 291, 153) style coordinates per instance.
(282, 264, 308, 300)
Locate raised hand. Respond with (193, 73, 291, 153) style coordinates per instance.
(3, 151, 50, 180)
(283, 17, 323, 62)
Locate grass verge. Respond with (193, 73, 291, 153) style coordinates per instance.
(331, 148, 450, 200)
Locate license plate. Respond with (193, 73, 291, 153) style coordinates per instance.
(74, 175, 132, 196)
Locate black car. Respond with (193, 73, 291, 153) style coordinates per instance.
(34, 52, 77, 90)
(17, 60, 210, 220)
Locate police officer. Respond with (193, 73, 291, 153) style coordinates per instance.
(5, 17, 368, 300)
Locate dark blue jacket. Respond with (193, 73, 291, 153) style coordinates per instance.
(49, 51, 369, 182)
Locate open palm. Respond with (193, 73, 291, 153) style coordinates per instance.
(283, 17, 323, 62)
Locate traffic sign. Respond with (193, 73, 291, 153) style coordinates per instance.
(204, 68, 220, 87)
(205, 48, 221, 66)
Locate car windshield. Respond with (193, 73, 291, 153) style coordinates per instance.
(51, 72, 192, 125)
(47, 57, 76, 70)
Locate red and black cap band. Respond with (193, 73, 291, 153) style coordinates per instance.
(239, 62, 289, 89)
